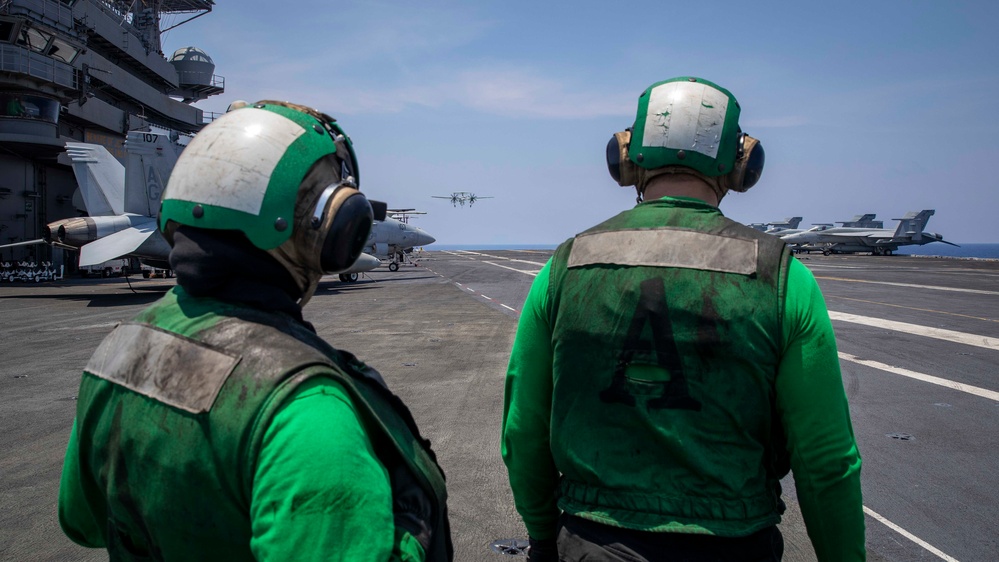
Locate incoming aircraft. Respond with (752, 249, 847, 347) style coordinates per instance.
(779, 210, 958, 255)
(432, 191, 493, 207)
(0, 131, 380, 282)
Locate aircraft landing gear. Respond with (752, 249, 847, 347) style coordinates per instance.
(388, 262, 399, 272)
(339, 272, 359, 283)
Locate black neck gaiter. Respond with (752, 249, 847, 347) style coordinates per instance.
(169, 226, 312, 328)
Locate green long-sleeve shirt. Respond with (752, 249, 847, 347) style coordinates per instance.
(60, 377, 425, 561)
(502, 256, 864, 561)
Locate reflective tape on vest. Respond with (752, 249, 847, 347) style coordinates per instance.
(86, 322, 240, 414)
(568, 228, 758, 275)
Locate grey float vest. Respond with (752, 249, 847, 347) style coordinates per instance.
(75, 288, 452, 560)
(547, 198, 791, 536)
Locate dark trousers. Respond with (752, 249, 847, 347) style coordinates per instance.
(556, 514, 784, 562)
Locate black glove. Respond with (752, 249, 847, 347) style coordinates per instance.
(527, 536, 558, 562)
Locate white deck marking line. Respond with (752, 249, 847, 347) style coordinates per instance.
(465, 287, 475, 292)
(508, 258, 548, 266)
(817, 276, 999, 296)
(481, 261, 540, 277)
(40, 322, 119, 331)
(441, 250, 477, 260)
(0, 303, 70, 313)
(828, 311, 999, 351)
(826, 295, 999, 324)
(452, 250, 548, 266)
(863, 506, 959, 561)
(840, 352, 999, 402)
(481, 295, 493, 301)
(809, 263, 999, 278)
(501, 304, 516, 312)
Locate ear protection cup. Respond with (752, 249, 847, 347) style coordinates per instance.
(725, 134, 765, 192)
(311, 183, 374, 272)
(606, 130, 639, 187)
(607, 126, 764, 194)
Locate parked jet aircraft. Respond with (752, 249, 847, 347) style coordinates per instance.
(0, 131, 182, 270)
(836, 213, 883, 229)
(768, 213, 878, 241)
(780, 210, 958, 255)
(432, 191, 493, 207)
(56, 131, 182, 269)
(365, 215, 436, 271)
(1, 131, 380, 282)
(748, 217, 802, 234)
(761, 216, 803, 234)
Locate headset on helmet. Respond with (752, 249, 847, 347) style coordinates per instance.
(159, 100, 374, 299)
(606, 77, 764, 194)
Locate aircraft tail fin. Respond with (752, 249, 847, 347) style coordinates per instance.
(892, 210, 935, 240)
(64, 142, 125, 216)
(124, 131, 185, 217)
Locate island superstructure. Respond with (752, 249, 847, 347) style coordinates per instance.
(0, 0, 223, 271)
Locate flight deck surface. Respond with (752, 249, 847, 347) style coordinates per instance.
(1, 251, 997, 561)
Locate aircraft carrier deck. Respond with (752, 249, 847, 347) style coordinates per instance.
(1, 251, 997, 561)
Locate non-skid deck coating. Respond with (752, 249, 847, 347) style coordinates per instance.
(1, 251, 996, 561)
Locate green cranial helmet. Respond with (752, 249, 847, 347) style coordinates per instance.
(159, 101, 360, 250)
(629, 77, 742, 177)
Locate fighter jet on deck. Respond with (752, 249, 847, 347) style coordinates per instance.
(780, 210, 958, 255)
(365, 215, 436, 271)
(1, 132, 380, 282)
(762, 217, 803, 235)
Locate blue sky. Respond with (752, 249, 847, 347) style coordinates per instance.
(164, 0, 998, 245)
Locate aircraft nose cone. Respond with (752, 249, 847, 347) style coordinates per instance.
(414, 229, 435, 247)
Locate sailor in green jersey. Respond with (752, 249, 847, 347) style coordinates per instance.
(59, 101, 452, 561)
(502, 77, 864, 561)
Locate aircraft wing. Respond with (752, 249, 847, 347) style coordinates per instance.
(79, 219, 158, 266)
(431, 196, 452, 199)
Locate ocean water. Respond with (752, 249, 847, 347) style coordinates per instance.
(430, 243, 999, 259)
(430, 243, 558, 251)
(896, 243, 999, 259)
